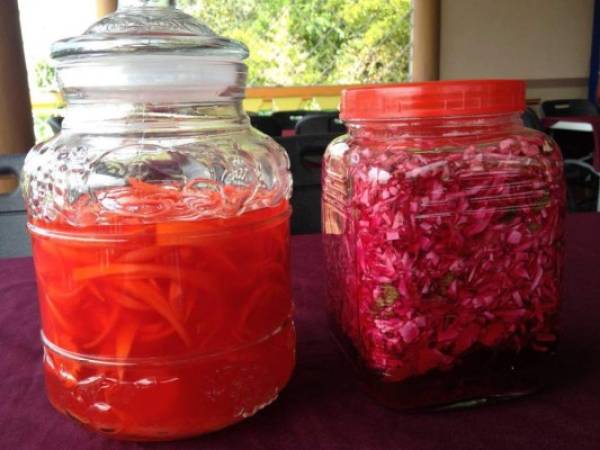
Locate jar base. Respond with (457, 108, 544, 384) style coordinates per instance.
(43, 320, 296, 440)
(49, 391, 283, 442)
(330, 323, 557, 411)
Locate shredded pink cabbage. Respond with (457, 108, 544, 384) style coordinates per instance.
(325, 133, 565, 382)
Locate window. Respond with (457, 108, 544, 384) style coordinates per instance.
(19, 0, 414, 140)
(177, 0, 413, 86)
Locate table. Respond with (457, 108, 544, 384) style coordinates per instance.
(1, 214, 600, 450)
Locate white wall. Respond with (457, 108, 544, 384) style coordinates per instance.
(440, 0, 595, 102)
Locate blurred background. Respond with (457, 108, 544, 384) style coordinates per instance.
(20, 0, 412, 140)
(16, 0, 595, 141)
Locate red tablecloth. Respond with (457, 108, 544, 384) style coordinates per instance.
(1, 215, 600, 450)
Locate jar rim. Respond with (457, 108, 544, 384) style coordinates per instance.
(340, 80, 526, 121)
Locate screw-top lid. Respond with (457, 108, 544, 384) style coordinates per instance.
(340, 80, 526, 121)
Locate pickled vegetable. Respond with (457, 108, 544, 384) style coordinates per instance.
(323, 115, 565, 408)
(31, 182, 294, 440)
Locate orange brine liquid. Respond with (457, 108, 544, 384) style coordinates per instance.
(30, 199, 294, 440)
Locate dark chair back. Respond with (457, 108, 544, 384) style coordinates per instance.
(542, 100, 599, 166)
(541, 100, 600, 211)
(521, 107, 544, 131)
(249, 115, 282, 137)
(275, 133, 342, 234)
(271, 110, 313, 131)
(0, 154, 31, 257)
(48, 116, 63, 134)
(541, 99, 598, 117)
(295, 112, 347, 135)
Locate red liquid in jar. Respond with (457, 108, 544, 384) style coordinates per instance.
(30, 184, 294, 440)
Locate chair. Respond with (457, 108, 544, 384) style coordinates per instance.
(541, 100, 600, 212)
(249, 115, 282, 137)
(295, 112, 347, 135)
(275, 133, 341, 234)
(0, 154, 31, 257)
(47, 116, 63, 134)
(521, 107, 543, 131)
(541, 99, 598, 117)
(271, 110, 313, 132)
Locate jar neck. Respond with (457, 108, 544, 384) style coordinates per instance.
(346, 113, 524, 141)
(61, 100, 249, 135)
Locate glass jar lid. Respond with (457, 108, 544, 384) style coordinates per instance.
(51, 0, 248, 61)
(51, 1, 249, 102)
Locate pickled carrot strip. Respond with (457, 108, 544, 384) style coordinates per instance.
(115, 321, 138, 379)
(196, 325, 221, 350)
(140, 321, 170, 334)
(128, 177, 180, 198)
(139, 321, 176, 342)
(56, 246, 103, 264)
(168, 282, 184, 317)
(179, 247, 195, 260)
(115, 197, 176, 207)
(116, 245, 166, 263)
(87, 283, 106, 303)
(184, 293, 195, 322)
(194, 303, 227, 350)
(116, 322, 137, 359)
(138, 329, 175, 342)
(238, 286, 271, 327)
(73, 264, 206, 288)
(121, 280, 191, 347)
(236, 283, 291, 341)
(82, 306, 120, 350)
(36, 237, 104, 264)
(42, 282, 86, 304)
(107, 289, 150, 311)
(154, 202, 289, 247)
(155, 223, 221, 246)
(45, 295, 73, 333)
(223, 185, 251, 206)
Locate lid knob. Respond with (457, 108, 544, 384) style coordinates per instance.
(119, 0, 174, 8)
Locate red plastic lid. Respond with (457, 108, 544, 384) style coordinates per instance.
(340, 80, 526, 120)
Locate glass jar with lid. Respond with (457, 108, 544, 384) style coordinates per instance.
(22, 0, 294, 440)
(322, 80, 565, 409)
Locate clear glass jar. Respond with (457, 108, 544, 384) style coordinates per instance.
(22, 1, 294, 440)
(322, 80, 565, 410)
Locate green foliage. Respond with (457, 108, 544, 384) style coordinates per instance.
(33, 111, 54, 143)
(32, 59, 58, 142)
(176, 0, 411, 86)
(33, 58, 56, 91)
